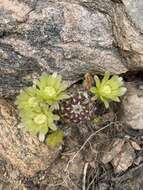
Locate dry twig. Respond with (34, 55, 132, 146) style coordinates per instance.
(82, 162, 89, 190)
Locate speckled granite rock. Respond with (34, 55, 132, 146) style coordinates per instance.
(120, 83, 143, 130)
(2, 0, 143, 98)
(0, 0, 129, 98)
(0, 98, 60, 176)
(113, 0, 143, 70)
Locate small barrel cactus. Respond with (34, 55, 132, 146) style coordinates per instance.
(90, 72, 127, 108)
(59, 91, 95, 124)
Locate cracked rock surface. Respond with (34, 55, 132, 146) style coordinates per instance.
(0, 0, 131, 98)
(1, 0, 143, 98)
(1, 1, 143, 99)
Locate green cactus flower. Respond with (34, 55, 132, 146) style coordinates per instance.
(36, 73, 69, 105)
(46, 129, 64, 148)
(90, 72, 127, 108)
(20, 105, 59, 136)
(16, 87, 41, 112)
(16, 73, 69, 146)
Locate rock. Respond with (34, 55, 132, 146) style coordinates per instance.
(122, 0, 143, 32)
(113, 1, 143, 70)
(130, 140, 141, 151)
(101, 138, 135, 173)
(0, 43, 41, 98)
(111, 142, 135, 173)
(111, 163, 143, 190)
(101, 138, 125, 164)
(0, 0, 128, 97)
(0, 98, 60, 176)
(120, 83, 143, 130)
(2, 0, 143, 99)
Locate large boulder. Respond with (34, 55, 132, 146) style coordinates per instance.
(0, 0, 128, 98)
(2, 1, 143, 98)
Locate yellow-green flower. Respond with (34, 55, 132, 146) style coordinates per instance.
(20, 105, 59, 136)
(36, 73, 69, 105)
(16, 87, 41, 112)
(46, 129, 64, 148)
(16, 73, 69, 139)
(90, 72, 127, 108)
